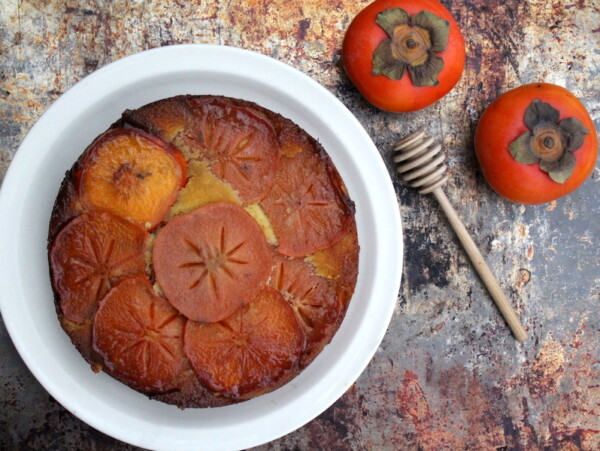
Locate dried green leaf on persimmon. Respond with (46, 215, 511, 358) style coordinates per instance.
(411, 11, 449, 52)
(524, 99, 560, 130)
(512, 98, 591, 183)
(372, 39, 406, 79)
(540, 152, 576, 183)
(509, 132, 539, 164)
(559, 117, 589, 152)
(407, 51, 443, 87)
(372, 7, 449, 86)
(376, 8, 409, 36)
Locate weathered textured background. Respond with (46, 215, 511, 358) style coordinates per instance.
(1, 0, 599, 449)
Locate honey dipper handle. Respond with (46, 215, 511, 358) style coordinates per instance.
(432, 187, 528, 342)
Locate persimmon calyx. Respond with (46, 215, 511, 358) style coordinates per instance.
(372, 8, 449, 87)
(509, 99, 589, 183)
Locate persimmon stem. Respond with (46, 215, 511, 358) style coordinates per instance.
(406, 38, 417, 49)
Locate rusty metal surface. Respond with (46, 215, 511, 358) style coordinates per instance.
(1, 0, 599, 449)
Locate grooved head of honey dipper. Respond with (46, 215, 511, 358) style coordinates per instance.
(393, 130, 425, 152)
(392, 131, 448, 194)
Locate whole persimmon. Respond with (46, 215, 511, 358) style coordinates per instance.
(342, 0, 465, 112)
(475, 83, 598, 204)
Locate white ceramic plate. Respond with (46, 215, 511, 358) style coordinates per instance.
(0, 44, 402, 450)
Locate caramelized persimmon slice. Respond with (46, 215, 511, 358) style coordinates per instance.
(79, 128, 186, 229)
(270, 254, 341, 351)
(184, 98, 280, 203)
(261, 147, 353, 257)
(308, 220, 359, 309)
(123, 96, 195, 144)
(183, 286, 304, 397)
(153, 202, 272, 322)
(93, 276, 188, 393)
(50, 211, 147, 324)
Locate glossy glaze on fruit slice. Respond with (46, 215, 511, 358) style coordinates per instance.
(153, 202, 272, 322)
(261, 145, 353, 257)
(183, 97, 280, 203)
(308, 221, 359, 309)
(270, 254, 341, 351)
(93, 276, 188, 393)
(123, 97, 195, 145)
(50, 211, 147, 324)
(79, 128, 186, 229)
(183, 286, 304, 398)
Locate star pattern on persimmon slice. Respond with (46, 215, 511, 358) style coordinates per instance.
(93, 276, 188, 393)
(183, 98, 280, 203)
(50, 211, 147, 324)
(270, 254, 342, 351)
(183, 286, 304, 398)
(261, 148, 353, 257)
(179, 228, 250, 299)
(153, 202, 272, 322)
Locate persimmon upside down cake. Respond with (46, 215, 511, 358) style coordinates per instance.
(48, 95, 359, 408)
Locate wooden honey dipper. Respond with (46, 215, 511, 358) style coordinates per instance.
(394, 130, 528, 342)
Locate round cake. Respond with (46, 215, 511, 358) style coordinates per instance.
(47, 95, 359, 408)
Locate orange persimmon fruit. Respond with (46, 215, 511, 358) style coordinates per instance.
(475, 83, 598, 204)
